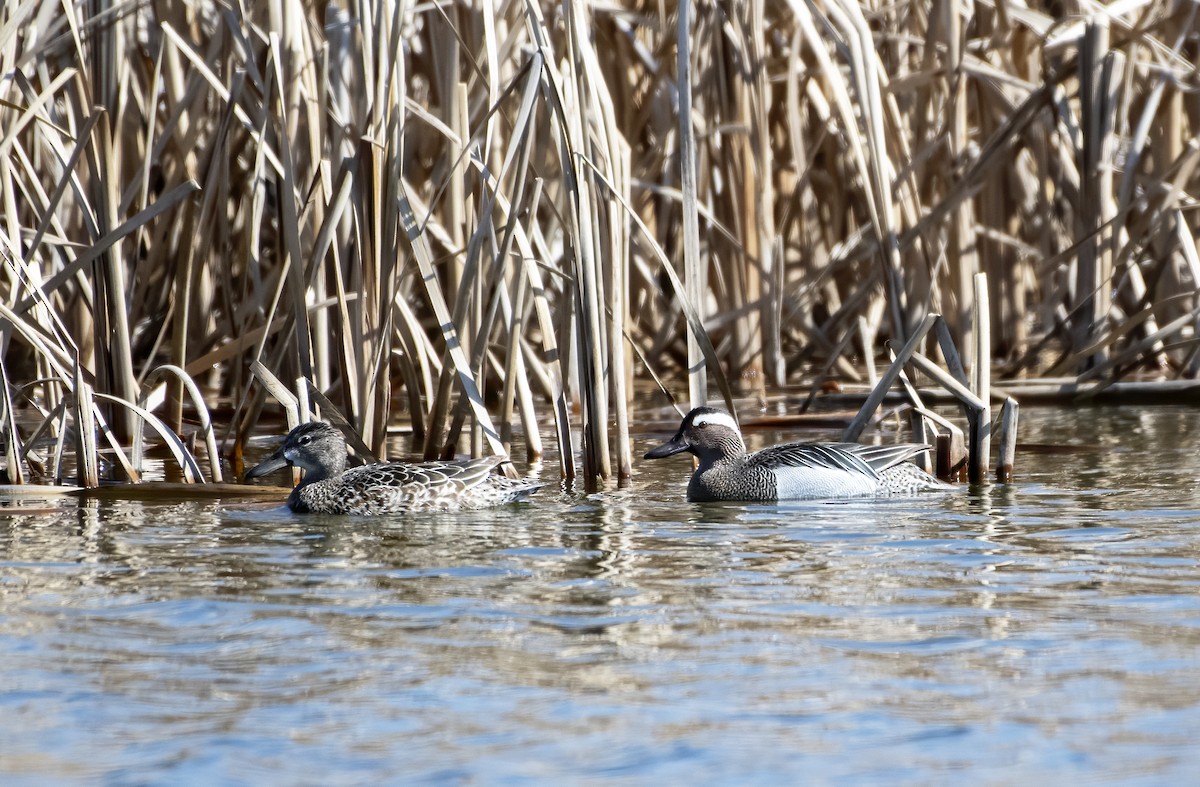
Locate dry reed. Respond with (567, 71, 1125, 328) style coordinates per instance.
(0, 0, 1197, 488)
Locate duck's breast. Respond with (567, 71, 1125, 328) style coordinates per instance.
(688, 462, 777, 502)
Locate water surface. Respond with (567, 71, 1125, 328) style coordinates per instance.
(3, 406, 1200, 783)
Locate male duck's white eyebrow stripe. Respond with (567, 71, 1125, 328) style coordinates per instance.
(692, 411, 738, 431)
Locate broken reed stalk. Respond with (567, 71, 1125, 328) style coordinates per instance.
(909, 352, 987, 411)
(911, 405, 967, 480)
(969, 273, 992, 484)
(843, 313, 938, 442)
(847, 298, 1008, 485)
(936, 432, 968, 482)
(893, 354, 931, 473)
(997, 398, 1020, 483)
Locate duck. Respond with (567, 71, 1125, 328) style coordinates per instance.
(244, 421, 540, 515)
(644, 407, 951, 502)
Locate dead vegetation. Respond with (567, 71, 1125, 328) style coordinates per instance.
(0, 0, 1198, 488)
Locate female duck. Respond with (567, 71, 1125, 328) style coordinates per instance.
(644, 407, 949, 502)
(245, 421, 540, 515)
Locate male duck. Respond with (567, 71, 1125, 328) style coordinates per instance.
(245, 421, 540, 515)
(645, 407, 950, 502)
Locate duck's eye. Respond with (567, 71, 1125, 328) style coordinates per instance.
(695, 422, 707, 429)
(297, 435, 312, 446)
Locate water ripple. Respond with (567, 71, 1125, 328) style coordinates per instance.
(4, 407, 1200, 781)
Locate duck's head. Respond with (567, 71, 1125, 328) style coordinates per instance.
(644, 407, 746, 463)
(245, 421, 348, 481)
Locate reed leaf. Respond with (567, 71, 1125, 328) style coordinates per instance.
(134, 365, 223, 482)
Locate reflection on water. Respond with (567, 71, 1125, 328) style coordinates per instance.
(3, 407, 1200, 781)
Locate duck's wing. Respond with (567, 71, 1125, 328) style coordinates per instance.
(747, 442, 881, 478)
(824, 442, 931, 473)
(341, 456, 503, 492)
(323, 457, 511, 514)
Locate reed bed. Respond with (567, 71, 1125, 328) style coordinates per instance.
(1, 0, 1198, 489)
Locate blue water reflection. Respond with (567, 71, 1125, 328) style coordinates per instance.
(2, 406, 1200, 782)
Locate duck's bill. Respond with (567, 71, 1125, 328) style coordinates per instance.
(245, 453, 290, 479)
(644, 435, 689, 460)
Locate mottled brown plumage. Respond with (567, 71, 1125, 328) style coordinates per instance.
(245, 422, 540, 515)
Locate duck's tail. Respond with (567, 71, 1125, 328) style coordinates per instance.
(876, 462, 955, 495)
(475, 474, 543, 506)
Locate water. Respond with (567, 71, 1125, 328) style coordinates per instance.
(3, 406, 1200, 783)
